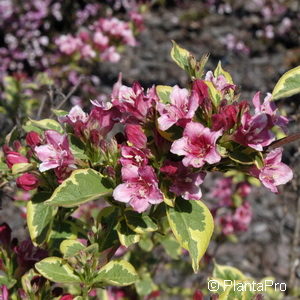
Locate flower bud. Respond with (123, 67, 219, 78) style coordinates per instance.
(16, 173, 39, 191)
(5, 151, 28, 168)
(0, 223, 11, 248)
(125, 124, 147, 148)
(26, 132, 41, 147)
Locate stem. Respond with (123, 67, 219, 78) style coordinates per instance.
(82, 285, 89, 300)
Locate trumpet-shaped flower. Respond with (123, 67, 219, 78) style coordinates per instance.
(234, 112, 275, 151)
(249, 148, 293, 193)
(171, 122, 223, 168)
(157, 85, 198, 131)
(35, 130, 74, 172)
(113, 165, 163, 212)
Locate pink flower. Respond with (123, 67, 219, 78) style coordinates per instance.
(120, 146, 148, 167)
(113, 165, 163, 212)
(212, 104, 238, 131)
(252, 92, 289, 132)
(35, 130, 74, 172)
(26, 131, 41, 147)
(209, 177, 233, 206)
(249, 148, 293, 193)
(93, 31, 109, 48)
(5, 151, 28, 168)
(0, 285, 9, 300)
(171, 122, 223, 168)
(232, 202, 252, 232)
(205, 71, 236, 93)
(60, 295, 74, 300)
(100, 46, 121, 62)
(161, 161, 206, 200)
(219, 215, 234, 235)
(234, 112, 274, 151)
(56, 34, 83, 55)
(112, 78, 157, 122)
(16, 173, 39, 191)
(191, 79, 209, 106)
(157, 85, 198, 131)
(80, 44, 96, 59)
(125, 124, 147, 148)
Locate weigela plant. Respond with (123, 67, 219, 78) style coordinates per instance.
(0, 42, 299, 299)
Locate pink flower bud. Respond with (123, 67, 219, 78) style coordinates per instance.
(193, 290, 204, 300)
(125, 124, 147, 148)
(16, 173, 39, 191)
(60, 295, 74, 300)
(5, 151, 28, 168)
(26, 131, 41, 147)
(0, 223, 11, 248)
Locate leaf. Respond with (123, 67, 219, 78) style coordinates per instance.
(27, 192, 57, 245)
(51, 109, 68, 116)
(272, 66, 300, 100)
(46, 169, 113, 207)
(170, 41, 191, 73)
(157, 234, 181, 259)
(214, 61, 234, 85)
(12, 163, 34, 174)
(97, 206, 120, 252)
(135, 273, 157, 296)
(213, 263, 246, 281)
(166, 198, 214, 272)
(228, 151, 256, 165)
(138, 236, 154, 252)
(125, 210, 158, 234)
(69, 135, 88, 160)
(116, 218, 140, 248)
(156, 85, 173, 103)
(205, 81, 222, 107)
(60, 240, 86, 258)
(93, 260, 138, 286)
(35, 257, 81, 283)
(25, 118, 63, 133)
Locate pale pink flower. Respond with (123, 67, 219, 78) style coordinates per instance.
(157, 85, 198, 131)
(205, 71, 236, 92)
(80, 44, 96, 58)
(171, 122, 223, 168)
(100, 46, 121, 62)
(249, 148, 293, 193)
(113, 165, 163, 212)
(209, 177, 233, 206)
(35, 130, 74, 172)
(56, 34, 83, 55)
(62, 105, 89, 124)
(252, 92, 289, 132)
(234, 112, 275, 151)
(93, 31, 109, 48)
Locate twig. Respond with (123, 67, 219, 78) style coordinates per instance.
(49, 76, 83, 118)
(37, 94, 47, 120)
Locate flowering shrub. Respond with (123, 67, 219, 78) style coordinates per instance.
(0, 42, 299, 298)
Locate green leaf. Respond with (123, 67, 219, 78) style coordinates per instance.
(27, 192, 58, 245)
(170, 41, 191, 74)
(60, 240, 86, 258)
(25, 118, 63, 133)
(138, 236, 154, 252)
(51, 109, 68, 117)
(157, 234, 181, 259)
(214, 61, 234, 84)
(205, 81, 222, 107)
(116, 218, 140, 248)
(46, 169, 113, 207)
(213, 263, 246, 281)
(69, 135, 88, 160)
(166, 198, 214, 272)
(135, 273, 157, 296)
(272, 66, 300, 100)
(93, 260, 138, 286)
(228, 151, 256, 165)
(125, 210, 158, 234)
(156, 85, 173, 103)
(97, 206, 120, 252)
(35, 257, 81, 283)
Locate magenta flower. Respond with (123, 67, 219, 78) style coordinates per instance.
(252, 92, 289, 132)
(209, 177, 233, 207)
(0, 223, 11, 249)
(171, 122, 223, 168)
(249, 148, 293, 193)
(26, 131, 41, 148)
(205, 71, 236, 93)
(5, 151, 28, 168)
(160, 161, 206, 200)
(125, 124, 147, 148)
(56, 34, 83, 55)
(16, 173, 39, 191)
(157, 85, 198, 131)
(234, 112, 275, 151)
(120, 146, 149, 167)
(113, 165, 163, 212)
(0, 285, 9, 300)
(35, 130, 74, 172)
